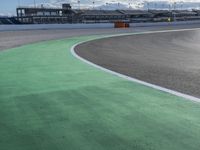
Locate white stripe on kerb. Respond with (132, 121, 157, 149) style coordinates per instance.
(70, 28, 200, 103)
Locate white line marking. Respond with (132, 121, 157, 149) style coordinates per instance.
(70, 28, 200, 103)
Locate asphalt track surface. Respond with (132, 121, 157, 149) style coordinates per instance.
(1, 23, 200, 51)
(1, 24, 200, 150)
(75, 28, 200, 98)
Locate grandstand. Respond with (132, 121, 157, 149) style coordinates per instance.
(11, 3, 200, 24)
(119, 10, 153, 22)
(172, 10, 200, 21)
(79, 10, 127, 23)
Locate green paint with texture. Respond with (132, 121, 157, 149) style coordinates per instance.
(0, 35, 200, 150)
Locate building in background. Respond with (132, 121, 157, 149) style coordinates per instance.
(12, 3, 200, 24)
(16, 4, 73, 24)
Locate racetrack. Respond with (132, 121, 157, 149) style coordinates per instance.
(75, 29, 200, 98)
(0, 28, 134, 51)
(1, 25, 200, 150)
(1, 23, 200, 51)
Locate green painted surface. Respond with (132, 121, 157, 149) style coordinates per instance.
(0, 36, 200, 150)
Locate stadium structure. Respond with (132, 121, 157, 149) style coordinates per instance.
(16, 4, 200, 24)
(1, 3, 200, 24)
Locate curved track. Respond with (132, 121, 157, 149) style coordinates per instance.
(1, 25, 200, 150)
(75, 29, 200, 98)
(1, 23, 200, 51)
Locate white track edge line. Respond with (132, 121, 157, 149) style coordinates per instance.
(70, 28, 200, 103)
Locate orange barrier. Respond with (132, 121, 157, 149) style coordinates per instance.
(114, 21, 130, 28)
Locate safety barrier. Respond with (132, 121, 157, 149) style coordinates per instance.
(1, 20, 200, 31)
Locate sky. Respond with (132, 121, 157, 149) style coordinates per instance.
(0, 0, 200, 16)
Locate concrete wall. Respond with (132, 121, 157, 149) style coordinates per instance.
(1, 20, 200, 31)
(0, 24, 114, 31)
(130, 20, 200, 27)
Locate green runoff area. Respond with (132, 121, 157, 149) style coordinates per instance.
(0, 35, 200, 150)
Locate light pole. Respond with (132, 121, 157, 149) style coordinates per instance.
(180, 1, 184, 10)
(146, 1, 149, 11)
(174, 2, 176, 10)
(172, 1, 176, 21)
(92, 1, 95, 10)
(34, 0, 36, 8)
(169, 0, 172, 21)
(106, 2, 108, 9)
(78, 0, 80, 10)
(128, 0, 132, 10)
